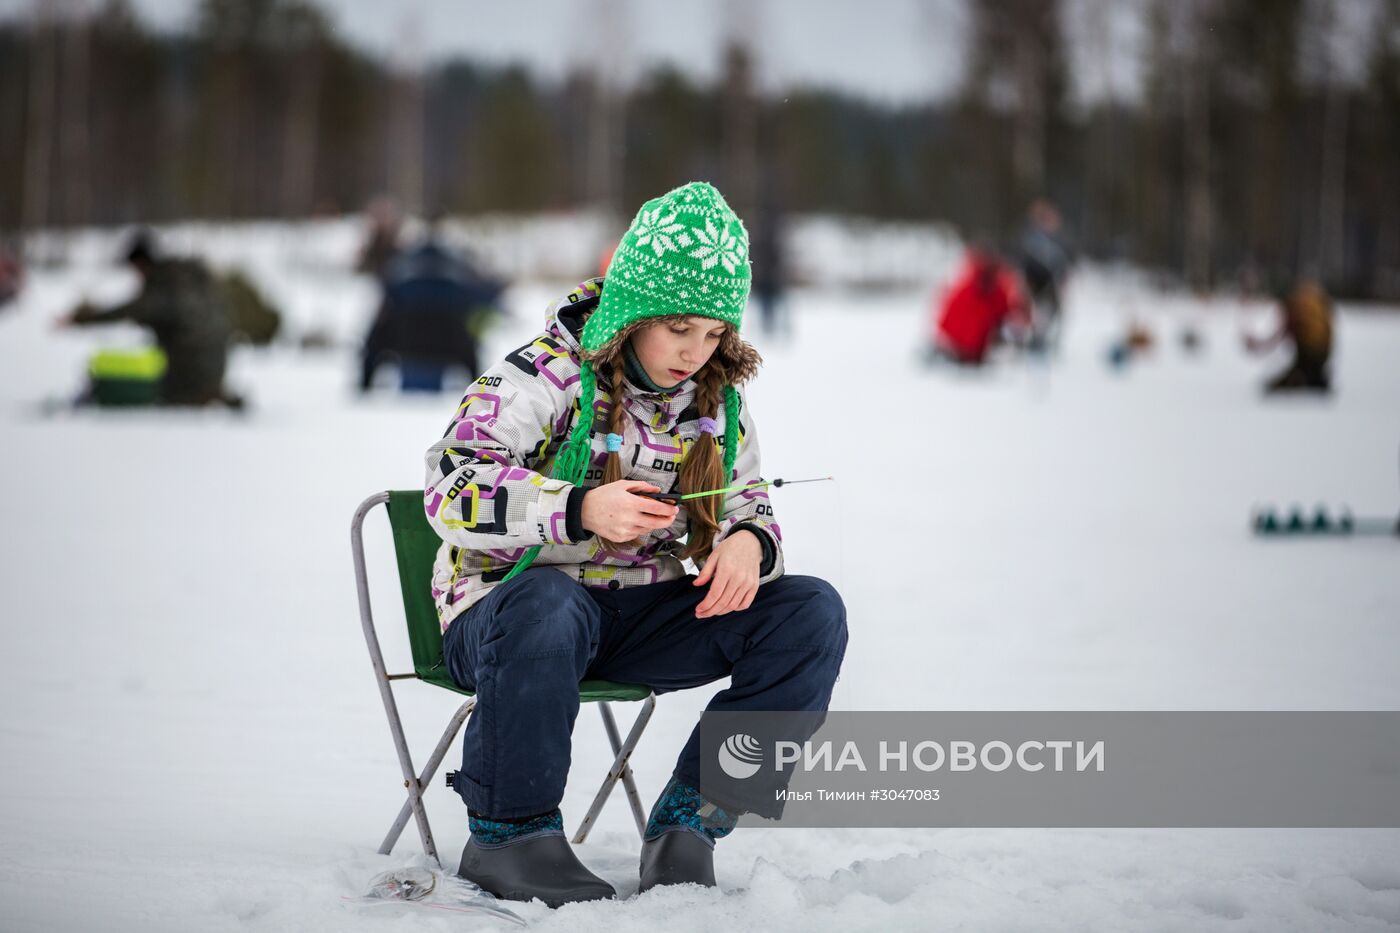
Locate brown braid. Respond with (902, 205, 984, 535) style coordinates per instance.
(595, 354, 639, 551)
(677, 364, 727, 563)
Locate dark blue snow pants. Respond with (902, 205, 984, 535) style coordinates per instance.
(441, 568, 848, 820)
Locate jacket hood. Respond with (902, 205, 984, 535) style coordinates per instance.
(545, 279, 595, 357)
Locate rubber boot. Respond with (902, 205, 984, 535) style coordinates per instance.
(457, 829, 616, 908)
(638, 827, 716, 892)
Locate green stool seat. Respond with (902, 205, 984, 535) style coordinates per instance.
(420, 668, 653, 703)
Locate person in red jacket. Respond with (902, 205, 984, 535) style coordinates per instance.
(928, 248, 1030, 366)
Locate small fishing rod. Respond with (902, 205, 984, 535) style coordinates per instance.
(638, 476, 834, 504)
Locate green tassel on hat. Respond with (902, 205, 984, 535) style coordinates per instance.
(502, 182, 751, 583)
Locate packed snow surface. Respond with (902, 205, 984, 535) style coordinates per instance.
(1, 220, 1397, 931)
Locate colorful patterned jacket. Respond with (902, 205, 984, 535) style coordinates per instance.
(424, 279, 784, 632)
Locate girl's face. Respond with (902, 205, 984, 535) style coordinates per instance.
(631, 316, 727, 386)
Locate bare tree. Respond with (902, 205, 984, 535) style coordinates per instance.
(721, 41, 758, 217)
(278, 3, 325, 217)
(59, 0, 92, 228)
(1308, 0, 1350, 285)
(1181, 0, 1213, 291)
(1011, 5, 1048, 198)
(386, 13, 424, 217)
(22, 0, 58, 236)
(579, 0, 627, 215)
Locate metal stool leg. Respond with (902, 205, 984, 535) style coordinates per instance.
(596, 702, 649, 837)
(571, 695, 657, 844)
(378, 697, 475, 863)
(353, 492, 441, 862)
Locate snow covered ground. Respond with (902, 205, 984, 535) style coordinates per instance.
(1, 221, 1398, 931)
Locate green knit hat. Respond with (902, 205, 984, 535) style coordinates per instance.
(584, 181, 751, 351)
(500, 182, 749, 583)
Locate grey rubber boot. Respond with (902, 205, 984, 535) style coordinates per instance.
(457, 829, 616, 908)
(638, 827, 717, 892)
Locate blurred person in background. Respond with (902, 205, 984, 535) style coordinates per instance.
(1244, 279, 1334, 394)
(1017, 198, 1075, 351)
(359, 219, 504, 393)
(356, 195, 403, 281)
(58, 231, 240, 408)
(927, 246, 1031, 366)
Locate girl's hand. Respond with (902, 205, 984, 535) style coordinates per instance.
(693, 530, 763, 618)
(580, 480, 679, 541)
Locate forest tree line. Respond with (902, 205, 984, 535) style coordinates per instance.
(2, 0, 1398, 297)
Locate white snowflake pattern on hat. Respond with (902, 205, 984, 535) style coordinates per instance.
(633, 207, 691, 257)
(688, 218, 747, 274)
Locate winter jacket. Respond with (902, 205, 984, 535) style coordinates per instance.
(360, 241, 503, 391)
(423, 278, 785, 632)
(1283, 282, 1332, 357)
(934, 253, 1028, 363)
(1018, 222, 1074, 294)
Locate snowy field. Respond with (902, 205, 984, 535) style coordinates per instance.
(1, 221, 1398, 932)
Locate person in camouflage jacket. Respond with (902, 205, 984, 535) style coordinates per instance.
(65, 232, 235, 406)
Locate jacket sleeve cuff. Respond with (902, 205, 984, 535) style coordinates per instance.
(564, 486, 589, 544)
(730, 522, 775, 577)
